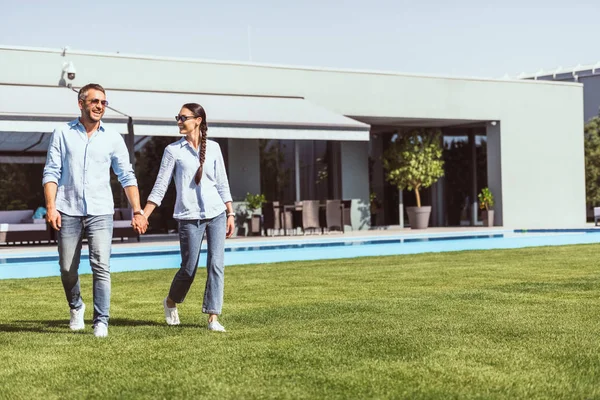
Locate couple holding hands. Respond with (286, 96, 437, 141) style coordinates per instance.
(43, 83, 234, 337)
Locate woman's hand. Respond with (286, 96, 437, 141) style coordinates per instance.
(226, 214, 235, 238)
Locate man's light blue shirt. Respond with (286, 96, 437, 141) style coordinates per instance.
(148, 138, 232, 220)
(42, 118, 137, 216)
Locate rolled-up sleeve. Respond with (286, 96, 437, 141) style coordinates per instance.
(111, 134, 137, 188)
(42, 129, 62, 186)
(214, 143, 232, 203)
(147, 147, 176, 207)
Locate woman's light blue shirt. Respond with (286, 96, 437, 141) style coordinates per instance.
(148, 138, 232, 220)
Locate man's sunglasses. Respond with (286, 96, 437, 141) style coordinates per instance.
(175, 115, 197, 123)
(87, 99, 109, 106)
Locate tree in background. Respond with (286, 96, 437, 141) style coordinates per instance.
(0, 164, 45, 210)
(584, 116, 600, 207)
(382, 128, 445, 208)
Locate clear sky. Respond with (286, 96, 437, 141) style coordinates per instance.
(1, 0, 598, 78)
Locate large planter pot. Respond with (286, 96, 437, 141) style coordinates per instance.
(482, 210, 494, 227)
(406, 206, 431, 229)
(249, 214, 263, 236)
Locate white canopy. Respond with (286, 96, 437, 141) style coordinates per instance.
(0, 84, 370, 160)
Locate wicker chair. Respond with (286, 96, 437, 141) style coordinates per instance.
(324, 199, 343, 233)
(299, 200, 321, 235)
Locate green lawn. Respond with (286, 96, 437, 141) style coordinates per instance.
(1, 244, 600, 399)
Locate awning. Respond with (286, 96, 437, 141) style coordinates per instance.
(0, 84, 370, 157)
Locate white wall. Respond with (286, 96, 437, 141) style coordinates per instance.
(0, 46, 586, 228)
(486, 122, 503, 226)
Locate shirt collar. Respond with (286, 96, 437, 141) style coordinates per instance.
(179, 138, 200, 151)
(70, 118, 105, 132)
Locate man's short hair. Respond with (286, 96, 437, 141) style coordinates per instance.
(78, 83, 106, 101)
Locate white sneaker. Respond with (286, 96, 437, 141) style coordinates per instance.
(163, 297, 180, 325)
(93, 322, 108, 338)
(208, 320, 226, 332)
(69, 303, 85, 331)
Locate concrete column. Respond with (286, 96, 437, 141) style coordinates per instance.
(469, 132, 478, 225)
(340, 141, 370, 230)
(398, 189, 404, 228)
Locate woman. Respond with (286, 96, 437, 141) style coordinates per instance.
(143, 103, 235, 332)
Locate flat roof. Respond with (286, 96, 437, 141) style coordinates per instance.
(0, 44, 583, 87)
(518, 61, 600, 80)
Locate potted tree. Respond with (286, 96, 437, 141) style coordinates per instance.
(382, 128, 445, 229)
(478, 187, 495, 227)
(244, 192, 266, 235)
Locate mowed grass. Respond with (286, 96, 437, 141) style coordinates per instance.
(1, 244, 600, 399)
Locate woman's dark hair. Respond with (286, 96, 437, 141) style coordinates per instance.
(182, 103, 208, 185)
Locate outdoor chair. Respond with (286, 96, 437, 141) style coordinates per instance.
(324, 199, 343, 233)
(298, 200, 321, 235)
(595, 207, 600, 226)
(0, 209, 52, 244)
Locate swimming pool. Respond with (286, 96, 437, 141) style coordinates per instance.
(2, 229, 600, 280)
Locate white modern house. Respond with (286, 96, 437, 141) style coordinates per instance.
(522, 62, 600, 122)
(0, 45, 586, 229)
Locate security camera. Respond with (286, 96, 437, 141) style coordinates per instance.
(63, 61, 76, 80)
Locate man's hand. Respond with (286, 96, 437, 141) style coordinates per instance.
(226, 215, 235, 238)
(132, 214, 148, 234)
(46, 207, 61, 231)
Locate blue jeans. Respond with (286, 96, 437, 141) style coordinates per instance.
(169, 211, 226, 315)
(58, 213, 113, 326)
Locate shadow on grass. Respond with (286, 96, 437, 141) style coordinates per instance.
(105, 318, 164, 327)
(0, 318, 177, 334)
(109, 318, 204, 328)
(0, 320, 75, 334)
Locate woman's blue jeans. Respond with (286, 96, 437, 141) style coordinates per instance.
(169, 211, 226, 315)
(58, 213, 113, 326)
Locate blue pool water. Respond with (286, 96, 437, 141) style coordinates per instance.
(2, 229, 600, 280)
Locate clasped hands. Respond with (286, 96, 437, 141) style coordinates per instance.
(132, 213, 148, 234)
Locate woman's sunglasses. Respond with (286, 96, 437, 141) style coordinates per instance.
(175, 115, 197, 123)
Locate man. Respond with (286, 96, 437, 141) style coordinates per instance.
(43, 83, 148, 338)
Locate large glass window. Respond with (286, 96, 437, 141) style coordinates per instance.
(298, 140, 330, 201)
(259, 139, 336, 203)
(442, 130, 487, 226)
(259, 139, 295, 203)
